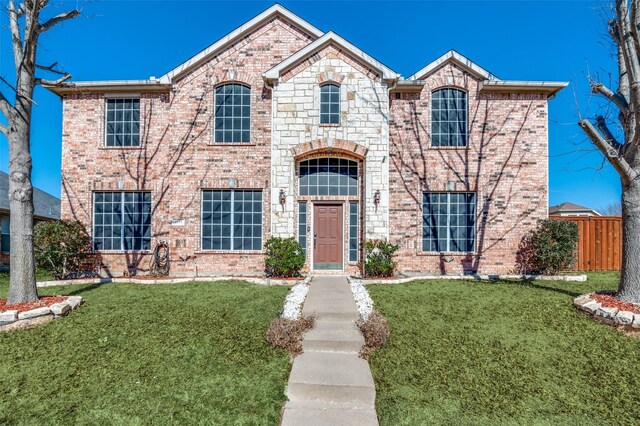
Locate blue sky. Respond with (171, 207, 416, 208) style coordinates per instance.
(0, 0, 621, 211)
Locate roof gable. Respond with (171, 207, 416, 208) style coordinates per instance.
(263, 31, 399, 84)
(408, 50, 498, 81)
(159, 4, 323, 84)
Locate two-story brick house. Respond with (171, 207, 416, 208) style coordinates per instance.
(46, 5, 566, 277)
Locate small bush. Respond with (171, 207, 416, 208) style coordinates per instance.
(357, 310, 390, 358)
(364, 239, 398, 278)
(516, 219, 579, 275)
(34, 220, 91, 280)
(266, 316, 315, 355)
(264, 237, 305, 278)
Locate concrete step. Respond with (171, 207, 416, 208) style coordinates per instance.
(281, 404, 379, 426)
(288, 351, 374, 387)
(286, 383, 376, 407)
(303, 339, 363, 353)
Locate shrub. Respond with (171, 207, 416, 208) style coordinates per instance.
(364, 239, 398, 278)
(264, 237, 305, 278)
(265, 316, 315, 355)
(34, 220, 91, 280)
(516, 219, 579, 275)
(357, 310, 390, 358)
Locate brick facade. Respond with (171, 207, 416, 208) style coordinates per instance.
(53, 6, 561, 277)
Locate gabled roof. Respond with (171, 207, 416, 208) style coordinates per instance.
(0, 172, 60, 220)
(407, 49, 568, 98)
(549, 202, 602, 216)
(409, 50, 498, 81)
(158, 4, 324, 84)
(263, 31, 400, 84)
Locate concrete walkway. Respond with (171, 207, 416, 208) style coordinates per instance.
(281, 276, 378, 426)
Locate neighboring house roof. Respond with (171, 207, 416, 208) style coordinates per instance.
(0, 172, 61, 220)
(549, 202, 602, 216)
(43, 5, 568, 99)
(263, 31, 400, 84)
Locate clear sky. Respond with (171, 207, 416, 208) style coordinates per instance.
(0, 0, 622, 211)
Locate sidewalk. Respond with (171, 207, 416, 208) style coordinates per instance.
(281, 276, 378, 426)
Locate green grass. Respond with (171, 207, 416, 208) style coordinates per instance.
(367, 272, 640, 426)
(0, 278, 291, 425)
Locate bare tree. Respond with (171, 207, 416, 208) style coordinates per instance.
(600, 201, 623, 216)
(0, 1, 78, 303)
(579, 0, 640, 302)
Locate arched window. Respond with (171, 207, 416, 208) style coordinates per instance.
(320, 83, 340, 124)
(299, 158, 358, 196)
(431, 88, 467, 147)
(214, 83, 250, 143)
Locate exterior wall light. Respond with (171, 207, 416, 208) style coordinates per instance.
(279, 189, 286, 211)
(374, 190, 381, 211)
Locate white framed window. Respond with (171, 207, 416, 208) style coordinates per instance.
(214, 83, 251, 143)
(105, 98, 140, 147)
(93, 192, 151, 251)
(422, 192, 476, 252)
(320, 83, 340, 124)
(201, 190, 262, 251)
(298, 202, 307, 256)
(431, 88, 467, 147)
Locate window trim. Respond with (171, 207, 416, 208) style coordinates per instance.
(421, 191, 477, 254)
(199, 189, 263, 252)
(430, 87, 469, 148)
(92, 191, 152, 252)
(348, 202, 358, 263)
(319, 82, 341, 126)
(103, 97, 142, 149)
(213, 82, 252, 144)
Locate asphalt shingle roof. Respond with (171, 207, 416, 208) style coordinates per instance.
(0, 171, 60, 220)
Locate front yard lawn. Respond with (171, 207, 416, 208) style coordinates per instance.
(0, 278, 290, 425)
(367, 272, 640, 425)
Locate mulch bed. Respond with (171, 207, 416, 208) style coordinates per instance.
(0, 296, 67, 313)
(592, 291, 640, 314)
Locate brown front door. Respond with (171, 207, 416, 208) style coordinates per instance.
(313, 204, 343, 270)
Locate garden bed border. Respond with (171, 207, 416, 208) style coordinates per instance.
(37, 276, 309, 287)
(356, 273, 588, 285)
(0, 296, 83, 332)
(574, 293, 640, 330)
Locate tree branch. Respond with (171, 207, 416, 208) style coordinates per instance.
(36, 62, 66, 75)
(35, 74, 71, 86)
(0, 124, 7, 137)
(591, 81, 629, 113)
(596, 115, 623, 149)
(0, 90, 12, 119)
(8, 1, 25, 71)
(38, 9, 80, 33)
(579, 119, 637, 185)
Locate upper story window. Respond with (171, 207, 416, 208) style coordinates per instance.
(106, 98, 140, 147)
(431, 88, 467, 147)
(214, 83, 250, 143)
(320, 83, 340, 124)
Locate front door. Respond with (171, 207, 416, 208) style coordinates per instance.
(313, 204, 343, 270)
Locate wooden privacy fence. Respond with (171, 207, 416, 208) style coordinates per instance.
(550, 215, 622, 271)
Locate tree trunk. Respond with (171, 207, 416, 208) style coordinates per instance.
(6, 78, 37, 304)
(618, 178, 640, 303)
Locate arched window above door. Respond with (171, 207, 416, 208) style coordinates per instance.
(299, 158, 358, 196)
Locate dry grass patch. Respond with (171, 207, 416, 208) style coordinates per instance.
(357, 310, 390, 358)
(266, 316, 315, 355)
